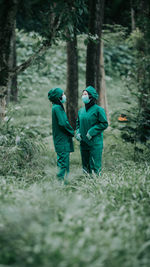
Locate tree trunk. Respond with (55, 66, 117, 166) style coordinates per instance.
(131, 8, 136, 31)
(7, 19, 18, 103)
(99, 41, 110, 123)
(66, 33, 78, 129)
(86, 0, 97, 88)
(130, 0, 136, 31)
(86, 0, 105, 97)
(0, 0, 19, 119)
(10, 20, 18, 102)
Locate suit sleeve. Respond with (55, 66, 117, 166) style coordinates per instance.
(88, 107, 108, 137)
(55, 106, 74, 137)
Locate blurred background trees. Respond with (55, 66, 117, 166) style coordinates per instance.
(0, 0, 150, 147)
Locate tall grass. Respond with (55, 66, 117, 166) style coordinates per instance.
(0, 162, 150, 267)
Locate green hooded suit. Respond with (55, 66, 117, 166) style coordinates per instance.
(48, 88, 74, 179)
(76, 86, 108, 175)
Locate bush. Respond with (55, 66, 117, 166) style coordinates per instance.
(117, 29, 150, 153)
(103, 25, 134, 77)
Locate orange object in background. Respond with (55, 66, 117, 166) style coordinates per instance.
(118, 114, 128, 122)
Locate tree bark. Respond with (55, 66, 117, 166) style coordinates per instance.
(131, 8, 136, 31)
(66, 32, 78, 129)
(86, 0, 105, 97)
(7, 20, 18, 102)
(130, 0, 136, 31)
(86, 0, 97, 88)
(10, 20, 18, 102)
(0, 0, 19, 119)
(99, 41, 110, 123)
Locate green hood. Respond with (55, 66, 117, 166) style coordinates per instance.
(48, 88, 63, 102)
(85, 86, 98, 100)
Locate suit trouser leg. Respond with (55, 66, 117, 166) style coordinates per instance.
(89, 145, 103, 175)
(57, 152, 70, 179)
(80, 146, 91, 174)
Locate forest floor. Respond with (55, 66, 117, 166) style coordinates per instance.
(0, 72, 150, 266)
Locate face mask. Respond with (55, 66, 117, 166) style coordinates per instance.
(60, 94, 66, 103)
(82, 95, 90, 104)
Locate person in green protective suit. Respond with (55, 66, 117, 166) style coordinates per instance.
(76, 86, 108, 175)
(48, 88, 74, 180)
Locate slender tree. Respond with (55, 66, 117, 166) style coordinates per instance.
(66, 0, 88, 128)
(99, 41, 109, 123)
(66, 32, 78, 129)
(86, 0, 105, 98)
(0, 0, 19, 118)
(9, 20, 18, 102)
(130, 0, 136, 31)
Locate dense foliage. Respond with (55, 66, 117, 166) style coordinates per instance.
(17, 0, 88, 40)
(103, 24, 150, 151)
(103, 25, 133, 77)
(118, 29, 150, 149)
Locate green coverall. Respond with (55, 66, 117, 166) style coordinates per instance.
(48, 88, 74, 179)
(76, 86, 108, 175)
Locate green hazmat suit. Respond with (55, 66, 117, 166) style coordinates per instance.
(48, 88, 74, 179)
(76, 86, 108, 175)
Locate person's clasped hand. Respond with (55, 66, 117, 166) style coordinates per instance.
(86, 132, 92, 140)
(76, 133, 82, 141)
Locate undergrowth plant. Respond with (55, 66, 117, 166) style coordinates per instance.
(0, 105, 47, 180)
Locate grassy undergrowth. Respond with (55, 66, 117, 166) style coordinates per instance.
(0, 34, 150, 267)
